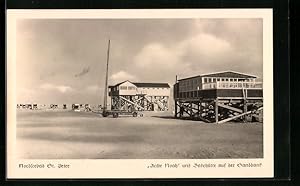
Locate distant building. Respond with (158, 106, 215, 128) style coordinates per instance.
(32, 104, 38, 109)
(109, 80, 170, 111)
(72, 104, 80, 112)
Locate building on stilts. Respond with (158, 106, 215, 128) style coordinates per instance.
(108, 80, 170, 112)
(173, 71, 263, 123)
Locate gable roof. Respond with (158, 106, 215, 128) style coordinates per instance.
(112, 80, 132, 87)
(178, 71, 257, 81)
(110, 81, 170, 88)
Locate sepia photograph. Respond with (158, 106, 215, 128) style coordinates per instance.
(15, 18, 264, 159)
(7, 9, 273, 178)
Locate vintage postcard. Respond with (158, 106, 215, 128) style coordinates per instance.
(7, 9, 273, 179)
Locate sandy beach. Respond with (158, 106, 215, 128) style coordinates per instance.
(16, 110, 263, 159)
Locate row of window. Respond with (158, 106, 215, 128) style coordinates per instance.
(180, 78, 200, 86)
(180, 77, 255, 85)
(112, 86, 169, 91)
(203, 77, 255, 83)
(179, 78, 255, 91)
(178, 85, 198, 91)
(178, 91, 199, 98)
(120, 86, 136, 90)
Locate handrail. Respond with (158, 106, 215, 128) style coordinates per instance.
(202, 82, 263, 89)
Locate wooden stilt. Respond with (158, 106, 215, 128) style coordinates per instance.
(179, 102, 183, 118)
(190, 102, 193, 117)
(118, 97, 121, 110)
(197, 102, 200, 117)
(175, 100, 178, 118)
(215, 98, 219, 123)
(243, 100, 248, 122)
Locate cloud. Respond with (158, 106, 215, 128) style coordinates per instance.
(39, 71, 57, 80)
(134, 43, 182, 68)
(179, 33, 232, 59)
(87, 85, 99, 91)
(75, 67, 90, 77)
(110, 71, 137, 84)
(40, 83, 73, 93)
(132, 32, 233, 78)
(17, 19, 262, 104)
(86, 85, 104, 92)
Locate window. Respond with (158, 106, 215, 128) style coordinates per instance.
(120, 86, 127, 90)
(128, 86, 136, 90)
(217, 78, 220, 81)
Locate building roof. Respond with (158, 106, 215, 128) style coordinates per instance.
(132, 82, 170, 88)
(201, 71, 257, 78)
(109, 80, 170, 88)
(178, 71, 257, 81)
(113, 80, 129, 87)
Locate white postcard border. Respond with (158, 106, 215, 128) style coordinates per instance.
(7, 9, 273, 179)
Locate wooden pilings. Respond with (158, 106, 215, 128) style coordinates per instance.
(174, 98, 263, 124)
(215, 98, 219, 123)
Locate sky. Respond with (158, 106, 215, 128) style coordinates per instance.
(16, 18, 263, 104)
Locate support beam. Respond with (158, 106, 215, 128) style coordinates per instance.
(218, 107, 263, 124)
(134, 96, 144, 103)
(181, 104, 194, 116)
(120, 96, 145, 110)
(218, 110, 252, 124)
(217, 103, 243, 113)
(179, 102, 211, 123)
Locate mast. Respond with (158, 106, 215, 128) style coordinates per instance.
(103, 39, 110, 112)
